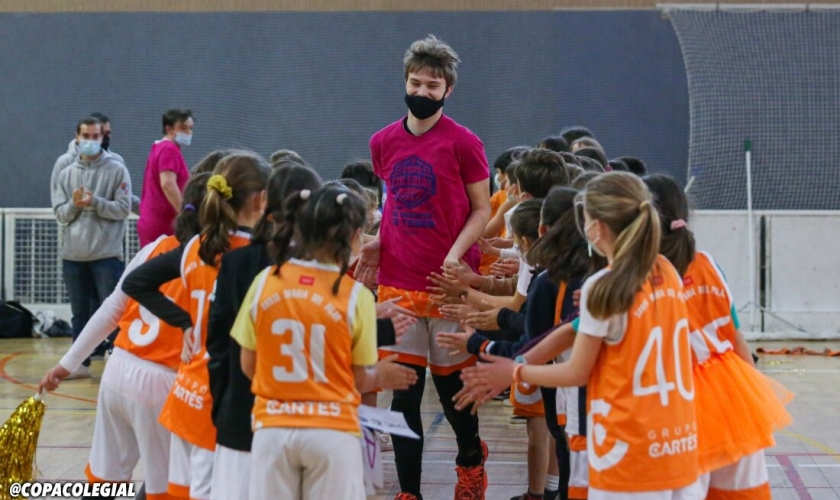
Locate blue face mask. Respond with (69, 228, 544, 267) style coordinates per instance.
(78, 139, 102, 157)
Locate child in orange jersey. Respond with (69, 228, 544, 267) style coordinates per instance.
(462, 172, 705, 499)
(123, 152, 271, 500)
(232, 185, 418, 500)
(39, 172, 211, 500)
(643, 174, 792, 500)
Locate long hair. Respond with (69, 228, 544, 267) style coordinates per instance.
(272, 185, 368, 294)
(527, 187, 591, 284)
(251, 164, 322, 245)
(173, 172, 210, 244)
(643, 174, 695, 276)
(197, 151, 270, 265)
(580, 172, 661, 319)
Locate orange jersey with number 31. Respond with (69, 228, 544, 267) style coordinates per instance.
(249, 260, 371, 434)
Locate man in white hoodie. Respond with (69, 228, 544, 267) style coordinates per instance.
(52, 116, 133, 378)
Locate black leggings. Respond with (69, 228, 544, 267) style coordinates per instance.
(542, 386, 571, 497)
(390, 365, 483, 497)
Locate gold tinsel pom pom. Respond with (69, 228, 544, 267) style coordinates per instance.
(0, 395, 45, 500)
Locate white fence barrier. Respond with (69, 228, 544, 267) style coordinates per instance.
(1, 208, 140, 323)
(1, 208, 838, 339)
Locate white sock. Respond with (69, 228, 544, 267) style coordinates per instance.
(545, 474, 560, 492)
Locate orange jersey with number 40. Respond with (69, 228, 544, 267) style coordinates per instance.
(586, 256, 699, 493)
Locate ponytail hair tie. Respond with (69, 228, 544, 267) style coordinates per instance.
(670, 219, 687, 230)
(639, 200, 651, 210)
(336, 193, 348, 205)
(207, 175, 233, 199)
(299, 189, 311, 200)
(183, 203, 196, 212)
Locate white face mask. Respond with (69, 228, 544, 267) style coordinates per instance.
(78, 139, 102, 157)
(493, 174, 502, 190)
(175, 132, 192, 147)
(585, 220, 605, 257)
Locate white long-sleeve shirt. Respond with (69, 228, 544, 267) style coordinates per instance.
(59, 236, 164, 372)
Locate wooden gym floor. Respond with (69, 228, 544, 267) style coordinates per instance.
(2, 338, 839, 500)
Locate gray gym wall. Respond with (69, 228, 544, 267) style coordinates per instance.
(0, 11, 688, 207)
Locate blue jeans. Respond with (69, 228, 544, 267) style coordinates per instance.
(62, 257, 125, 367)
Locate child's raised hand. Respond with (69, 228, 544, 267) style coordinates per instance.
(485, 237, 513, 249)
(466, 308, 501, 331)
(439, 302, 478, 322)
(375, 355, 419, 390)
(478, 238, 500, 257)
(391, 314, 416, 342)
(355, 239, 381, 284)
(376, 297, 415, 319)
(436, 330, 472, 356)
(451, 385, 492, 415)
(490, 258, 520, 278)
(460, 353, 517, 406)
(426, 270, 468, 298)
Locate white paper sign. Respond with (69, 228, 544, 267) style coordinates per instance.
(360, 426, 383, 495)
(358, 405, 420, 439)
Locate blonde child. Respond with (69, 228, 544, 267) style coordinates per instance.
(462, 172, 704, 499)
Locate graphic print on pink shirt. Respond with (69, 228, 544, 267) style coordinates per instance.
(370, 115, 489, 293)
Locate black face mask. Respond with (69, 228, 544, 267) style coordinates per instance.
(405, 94, 445, 120)
(101, 134, 110, 151)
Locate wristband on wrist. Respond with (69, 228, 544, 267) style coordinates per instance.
(513, 363, 525, 384)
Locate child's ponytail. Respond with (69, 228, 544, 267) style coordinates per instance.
(643, 174, 696, 276)
(197, 151, 270, 265)
(583, 172, 662, 319)
(173, 172, 210, 244)
(272, 189, 310, 272)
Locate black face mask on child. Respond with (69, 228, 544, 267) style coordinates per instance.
(404, 94, 445, 120)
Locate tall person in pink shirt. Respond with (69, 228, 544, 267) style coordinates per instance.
(137, 109, 194, 246)
(357, 35, 492, 500)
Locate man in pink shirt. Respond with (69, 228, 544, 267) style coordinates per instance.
(137, 109, 194, 246)
(358, 35, 492, 500)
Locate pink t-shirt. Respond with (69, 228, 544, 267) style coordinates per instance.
(370, 115, 489, 292)
(137, 140, 189, 246)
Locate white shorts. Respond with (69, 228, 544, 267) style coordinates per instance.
(86, 348, 175, 498)
(210, 445, 250, 500)
(379, 317, 472, 375)
(588, 477, 707, 500)
(168, 434, 215, 500)
(707, 450, 770, 499)
(569, 449, 589, 499)
(250, 427, 366, 500)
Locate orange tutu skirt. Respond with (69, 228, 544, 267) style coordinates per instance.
(694, 349, 794, 473)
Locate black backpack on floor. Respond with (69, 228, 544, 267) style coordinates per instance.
(0, 301, 36, 339)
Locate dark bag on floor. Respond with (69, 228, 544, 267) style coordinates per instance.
(0, 301, 36, 339)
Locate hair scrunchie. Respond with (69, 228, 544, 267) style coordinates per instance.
(207, 175, 233, 199)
